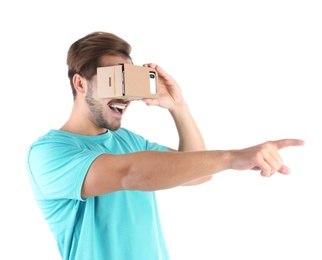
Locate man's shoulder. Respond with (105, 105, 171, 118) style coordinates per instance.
(30, 129, 77, 145)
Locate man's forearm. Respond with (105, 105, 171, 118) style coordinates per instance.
(170, 102, 206, 151)
(121, 150, 228, 190)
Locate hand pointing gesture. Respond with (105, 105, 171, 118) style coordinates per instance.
(230, 139, 305, 177)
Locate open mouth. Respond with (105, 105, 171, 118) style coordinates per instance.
(109, 103, 126, 114)
(108, 100, 130, 114)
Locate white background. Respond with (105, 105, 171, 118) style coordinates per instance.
(1, 0, 321, 259)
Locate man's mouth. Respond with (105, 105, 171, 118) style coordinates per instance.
(108, 100, 130, 114)
(109, 103, 126, 114)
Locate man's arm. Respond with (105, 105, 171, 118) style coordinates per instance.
(81, 138, 305, 198)
(142, 64, 210, 185)
(168, 102, 212, 185)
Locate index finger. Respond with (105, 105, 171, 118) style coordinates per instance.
(274, 139, 305, 150)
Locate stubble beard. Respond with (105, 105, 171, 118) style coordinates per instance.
(85, 84, 121, 131)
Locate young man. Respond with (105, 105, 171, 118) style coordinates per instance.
(26, 31, 304, 260)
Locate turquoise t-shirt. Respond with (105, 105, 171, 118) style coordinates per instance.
(26, 128, 170, 260)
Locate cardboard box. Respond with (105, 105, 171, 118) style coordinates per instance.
(97, 63, 158, 99)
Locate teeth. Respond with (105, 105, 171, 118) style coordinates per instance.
(110, 104, 126, 109)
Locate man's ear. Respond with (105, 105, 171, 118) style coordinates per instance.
(72, 74, 87, 95)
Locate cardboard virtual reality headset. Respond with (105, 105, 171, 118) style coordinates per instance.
(97, 63, 158, 99)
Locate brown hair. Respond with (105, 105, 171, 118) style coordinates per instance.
(67, 31, 132, 98)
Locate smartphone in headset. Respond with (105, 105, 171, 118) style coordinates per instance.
(149, 71, 157, 94)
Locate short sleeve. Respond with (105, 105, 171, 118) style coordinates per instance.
(26, 139, 102, 201)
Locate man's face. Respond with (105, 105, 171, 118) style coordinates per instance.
(86, 55, 133, 131)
